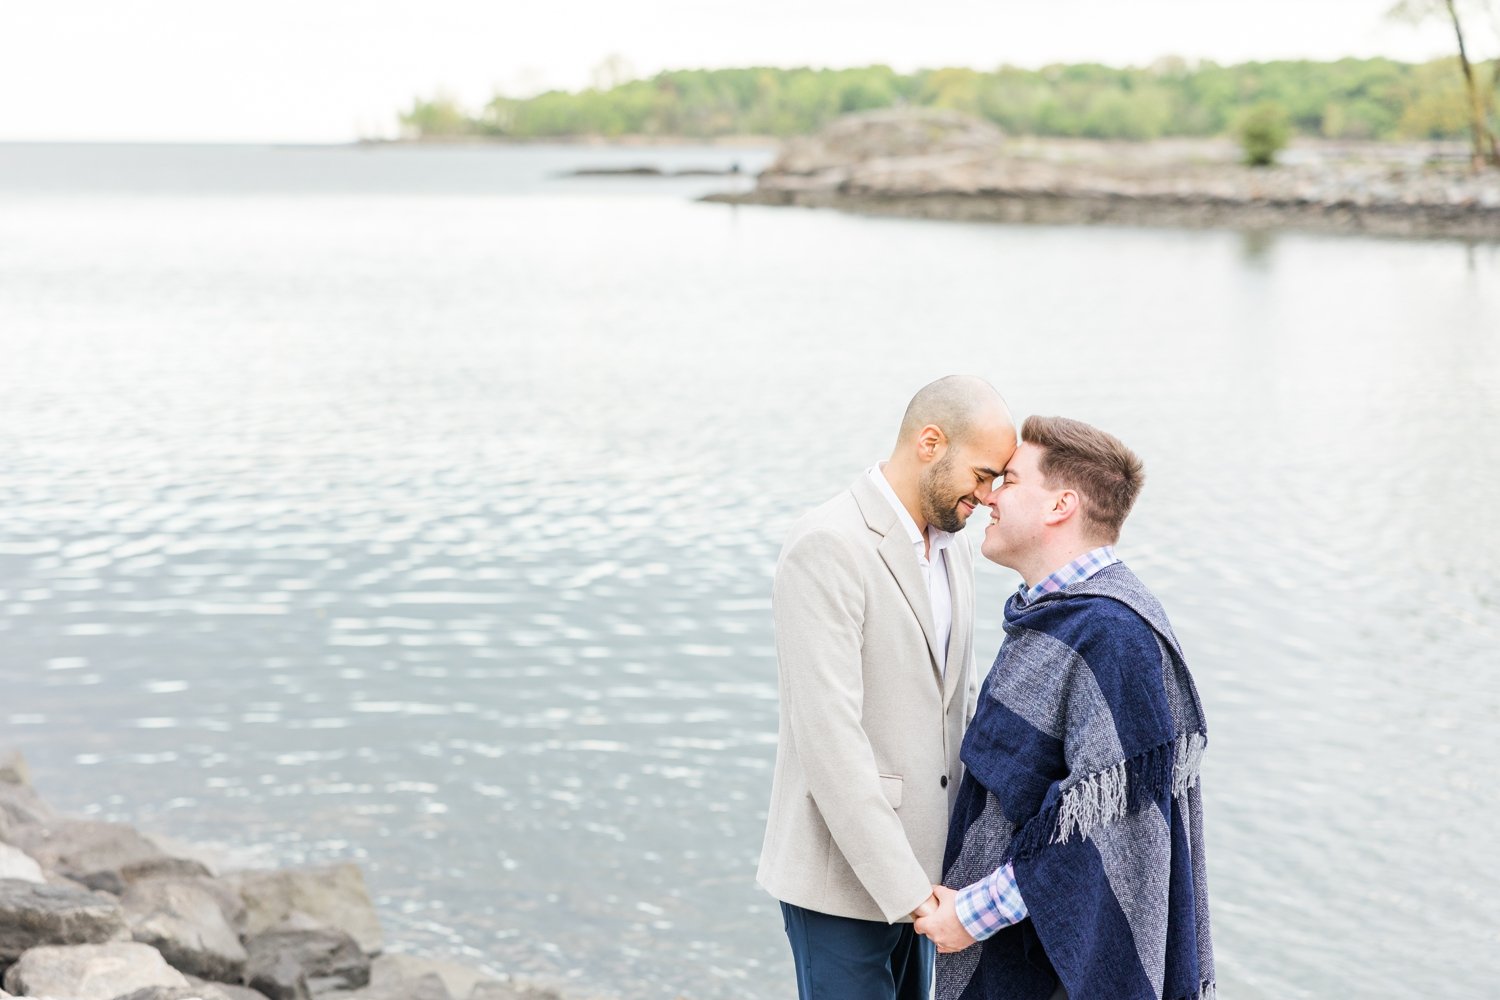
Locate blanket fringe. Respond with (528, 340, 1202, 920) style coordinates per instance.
(1173, 731, 1207, 797)
(1006, 731, 1206, 860)
(1171, 980, 1217, 1000)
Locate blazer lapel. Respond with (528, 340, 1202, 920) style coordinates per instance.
(941, 541, 969, 709)
(853, 474, 943, 677)
(877, 530, 943, 674)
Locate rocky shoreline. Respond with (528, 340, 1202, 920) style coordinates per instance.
(700, 109, 1500, 240)
(0, 750, 578, 1000)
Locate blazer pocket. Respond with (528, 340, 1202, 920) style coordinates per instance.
(878, 773, 903, 809)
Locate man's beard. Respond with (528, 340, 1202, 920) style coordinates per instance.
(919, 452, 970, 533)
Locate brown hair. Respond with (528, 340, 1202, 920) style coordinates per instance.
(1021, 415, 1145, 543)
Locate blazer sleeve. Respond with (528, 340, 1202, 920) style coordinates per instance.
(773, 528, 934, 923)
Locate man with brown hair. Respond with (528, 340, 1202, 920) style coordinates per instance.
(915, 416, 1215, 1000)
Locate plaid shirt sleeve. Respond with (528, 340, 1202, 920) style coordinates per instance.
(955, 861, 1029, 941)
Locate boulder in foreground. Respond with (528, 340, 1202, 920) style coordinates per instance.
(245, 918, 369, 997)
(0, 879, 128, 962)
(122, 878, 248, 982)
(10, 819, 210, 894)
(229, 864, 382, 955)
(0, 846, 44, 885)
(3, 940, 187, 999)
(113, 986, 237, 1000)
(319, 970, 452, 1000)
(185, 976, 272, 1000)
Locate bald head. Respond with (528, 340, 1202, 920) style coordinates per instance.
(883, 375, 1017, 535)
(896, 375, 1011, 449)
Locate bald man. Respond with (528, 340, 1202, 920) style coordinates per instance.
(759, 376, 1018, 1000)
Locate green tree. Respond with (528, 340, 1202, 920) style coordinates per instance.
(400, 59, 1488, 145)
(1390, 0, 1498, 165)
(1236, 101, 1291, 165)
(399, 95, 473, 138)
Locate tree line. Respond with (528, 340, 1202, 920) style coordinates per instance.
(400, 58, 1498, 146)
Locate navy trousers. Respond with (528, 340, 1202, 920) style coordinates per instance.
(780, 901, 935, 1000)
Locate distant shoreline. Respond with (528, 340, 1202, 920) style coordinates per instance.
(358, 134, 777, 149)
(705, 187, 1500, 240)
(699, 135, 1500, 241)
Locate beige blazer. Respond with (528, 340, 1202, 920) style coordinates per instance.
(757, 473, 978, 924)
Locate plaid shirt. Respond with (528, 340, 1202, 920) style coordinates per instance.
(1021, 545, 1118, 604)
(955, 545, 1119, 942)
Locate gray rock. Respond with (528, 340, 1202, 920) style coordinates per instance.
(319, 971, 451, 1000)
(227, 865, 382, 955)
(185, 975, 271, 1000)
(41, 869, 97, 892)
(3, 941, 188, 999)
(0, 848, 42, 886)
(113, 986, 235, 1000)
(150, 875, 246, 932)
(244, 944, 309, 1000)
(244, 923, 369, 997)
(0, 784, 57, 844)
(10, 820, 210, 894)
(121, 879, 247, 982)
(361, 955, 498, 996)
(468, 984, 567, 1000)
(0, 751, 29, 788)
(137, 834, 245, 881)
(0, 879, 129, 962)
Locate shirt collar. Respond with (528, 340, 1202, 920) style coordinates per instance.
(867, 464, 955, 556)
(1020, 545, 1119, 604)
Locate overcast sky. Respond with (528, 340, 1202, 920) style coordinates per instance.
(1, 0, 1492, 143)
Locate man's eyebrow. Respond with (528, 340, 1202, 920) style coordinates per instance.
(975, 466, 1005, 479)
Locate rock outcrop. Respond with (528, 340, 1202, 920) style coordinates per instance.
(227, 867, 381, 957)
(0, 847, 44, 886)
(244, 918, 369, 997)
(8, 821, 211, 896)
(122, 879, 248, 982)
(706, 110, 1500, 239)
(0, 750, 552, 1000)
(0, 880, 129, 962)
(2, 941, 188, 999)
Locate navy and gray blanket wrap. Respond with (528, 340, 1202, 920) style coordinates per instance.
(937, 562, 1214, 1000)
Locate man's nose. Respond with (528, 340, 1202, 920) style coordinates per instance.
(980, 486, 1000, 506)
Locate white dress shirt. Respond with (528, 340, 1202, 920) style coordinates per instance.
(868, 464, 954, 677)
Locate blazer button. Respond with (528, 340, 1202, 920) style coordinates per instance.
(940, 775, 949, 788)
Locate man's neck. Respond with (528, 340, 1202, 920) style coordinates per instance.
(876, 460, 930, 542)
(1019, 541, 1106, 590)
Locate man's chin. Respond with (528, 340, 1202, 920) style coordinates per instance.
(923, 507, 965, 534)
(979, 540, 1010, 566)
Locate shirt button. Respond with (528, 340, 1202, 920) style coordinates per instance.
(940, 775, 949, 788)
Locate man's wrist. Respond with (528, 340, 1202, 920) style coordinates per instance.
(954, 881, 996, 941)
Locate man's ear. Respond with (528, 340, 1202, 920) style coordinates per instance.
(916, 424, 947, 463)
(1044, 489, 1080, 527)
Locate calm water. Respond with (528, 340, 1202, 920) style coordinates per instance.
(1, 142, 1497, 999)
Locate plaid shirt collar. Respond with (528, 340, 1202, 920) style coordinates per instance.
(1019, 545, 1119, 604)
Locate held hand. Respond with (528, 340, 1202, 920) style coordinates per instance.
(913, 884, 977, 954)
(910, 891, 940, 920)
